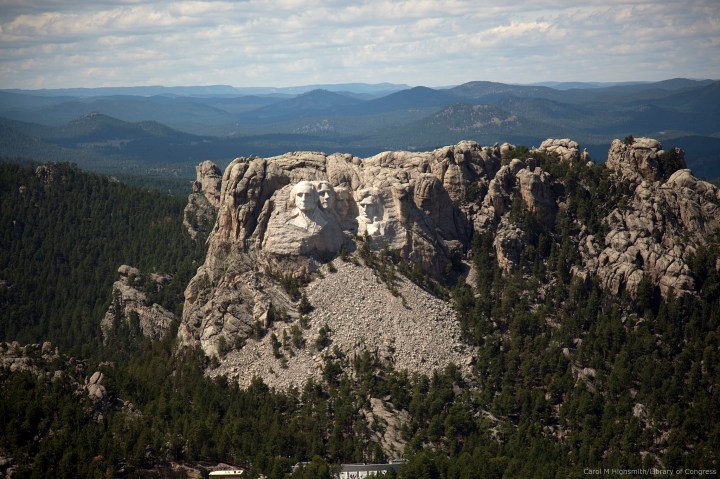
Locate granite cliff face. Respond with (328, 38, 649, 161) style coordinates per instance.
(183, 160, 222, 240)
(582, 138, 720, 297)
(178, 143, 497, 389)
(179, 138, 719, 388)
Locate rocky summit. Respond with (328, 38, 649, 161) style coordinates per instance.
(178, 137, 720, 388)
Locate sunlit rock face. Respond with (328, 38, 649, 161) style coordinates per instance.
(580, 139, 720, 298)
(178, 138, 720, 389)
(261, 180, 345, 256)
(179, 142, 495, 361)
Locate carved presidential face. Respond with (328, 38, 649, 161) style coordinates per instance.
(292, 181, 319, 213)
(358, 196, 377, 220)
(334, 187, 351, 216)
(317, 182, 336, 210)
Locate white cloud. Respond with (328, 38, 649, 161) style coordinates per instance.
(0, 0, 718, 88)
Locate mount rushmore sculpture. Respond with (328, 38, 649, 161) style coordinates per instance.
(179, 143, 485, 357)
(262, 179, 394, 258)
(180, 139, 720, 361)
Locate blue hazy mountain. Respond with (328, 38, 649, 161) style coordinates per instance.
(1, 78, 718, 181)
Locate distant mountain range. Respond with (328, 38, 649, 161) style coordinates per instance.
(1, 78, 718, 182)
(0, 82, 412, 98)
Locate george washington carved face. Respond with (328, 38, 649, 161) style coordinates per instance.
(290, 181, 319, 214)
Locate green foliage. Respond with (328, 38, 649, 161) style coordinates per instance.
(279, 272, 312, 301)
(290, 456, 334, 479)
(357, 236, 438, 300)
(504, 145, 530, 162)
(658, 147, 686, 180)
(290, 325, 305, 349)
(465, 181, 486, 203)
(0, 162, 204, 359)
(270, 332, 282, 359)
(397, 257, 449, 300)
(298, 293, 313, 315)
(218, 335, 229, 358)
(265, 302, 290, 328)
(0, 369, 111, 478)
(316, 324, 332, 351)
(439, 151, 720, 475)
(2, 157, 719, 478)
(338, 243, 350, 262)
(446, 219, 720, 476)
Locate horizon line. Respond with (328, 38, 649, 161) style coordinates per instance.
(2, 77, 717, 93)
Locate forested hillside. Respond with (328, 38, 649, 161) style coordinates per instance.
(0, 158, 719, 478)
(0, 162, 203, 357)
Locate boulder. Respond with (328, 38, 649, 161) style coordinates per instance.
(535, 138, 580, 163)
(606, 137, 663, 183)
(118, 264, 140, 277)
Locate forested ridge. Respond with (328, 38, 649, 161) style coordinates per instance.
(0, 159, 718, 478)
(0, 162, 203, 357)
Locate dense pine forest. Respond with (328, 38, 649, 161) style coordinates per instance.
(0, 161, 203, 357)
(1, 159, 719, 478)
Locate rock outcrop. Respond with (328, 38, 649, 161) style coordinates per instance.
(0, 341, 140, 474)
(194, 160, 223, 207)
(180, 142, 500, 361)
(183, 160, 222, 240)
(0, 342, 135, 412)
(534, 138, 583, 164)
(580, 139, 720, 297)
(363, 397, 410, 458)
(606, 137, 663, 183)
(179, 137, 719, 389)
(100, 265, 175, 341)
(0, 341, 61, 376)
(86, 370, 107, 401)
(471, 155, 562, 271)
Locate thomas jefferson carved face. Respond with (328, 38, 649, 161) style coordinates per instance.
(317, 182, 336, 210)
(291, 181, 319, 213)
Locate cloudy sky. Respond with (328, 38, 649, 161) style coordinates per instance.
(0, 0, 718, 89)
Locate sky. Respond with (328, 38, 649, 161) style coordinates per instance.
(0, 0, 718, 89)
